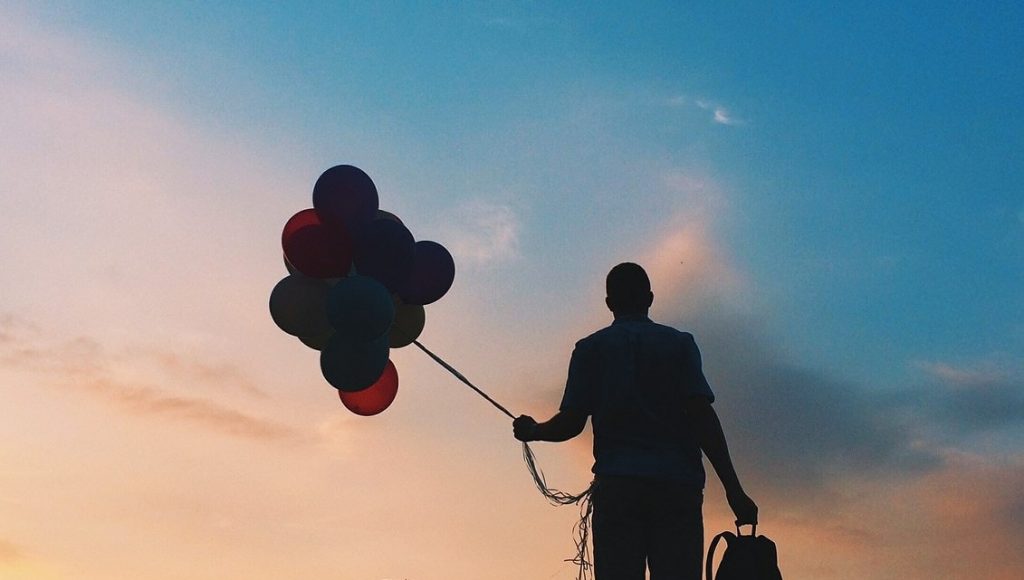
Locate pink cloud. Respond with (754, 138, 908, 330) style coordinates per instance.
(0, 539, 24, 563)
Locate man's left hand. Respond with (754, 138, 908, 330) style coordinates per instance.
(513, 415, 538, 441)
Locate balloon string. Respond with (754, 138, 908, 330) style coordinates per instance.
(411, 339, 595, 580)
(411, 340, 516, 419)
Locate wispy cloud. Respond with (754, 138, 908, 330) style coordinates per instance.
(901, 358, 1024, 433)
(0, 539, 24, 563)
(135, 347, 269, 399)
(0, 316, 300, 444)
(440, 199, 521, 266)
(696, 98, 743, 126)
(79, 376, 303, 442)
(712, 107, 740, 126)
(669, 95, 744, 126)
(915, 359, 1012, 387)
(644, 174, 745, 316)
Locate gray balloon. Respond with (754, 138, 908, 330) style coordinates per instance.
(269, 275, 333, 338)
(389, 299, 425, 348)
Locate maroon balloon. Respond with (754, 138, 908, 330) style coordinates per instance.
(400, 241, 455, 305)
(282, 209, 353, 278)
(313, 165, 379, 233)
(338, 360, 399, 416)
(353, 218, 415, 292)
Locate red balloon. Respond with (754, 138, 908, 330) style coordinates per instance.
(282, 209, 353, 278)
(338, 360, 399, 416)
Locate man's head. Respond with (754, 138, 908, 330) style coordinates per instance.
(605, 262, 653, 316)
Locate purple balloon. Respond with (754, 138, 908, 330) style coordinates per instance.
(312, 165, 379, 233)
(400, 241, 455, 305)
(353, 218, 416, 292)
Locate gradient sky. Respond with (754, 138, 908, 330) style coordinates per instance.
(2, 2, 1022, 579)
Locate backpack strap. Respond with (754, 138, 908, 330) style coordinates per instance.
(705, 531, 734, 580)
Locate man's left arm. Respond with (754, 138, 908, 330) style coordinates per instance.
(513, 409, 587, 442)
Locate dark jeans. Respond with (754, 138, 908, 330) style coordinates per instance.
(591, 475, 704, 580)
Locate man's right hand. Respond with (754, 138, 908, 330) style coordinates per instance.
(727, 489, 758, 526)
(513, 415, 538, 442)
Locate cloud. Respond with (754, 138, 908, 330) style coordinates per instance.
(0, 316, 301, 444)
(900, 359, 1024, 433)
(440, 200, 521, 266)
(883, 452, 1024, 579)
(636, 213, 1023, 577)
(136, 347, 269, 399)
(0, 539, 24, 563)
(77, 376, 303, 443)
(678, 97, 743, 126)
(677, 311, 940, 492)
(915, 359, 1011, 387)
(644, 176, 744, 316)
(712, 107, 741, 126)
(645, 223, 744, 316)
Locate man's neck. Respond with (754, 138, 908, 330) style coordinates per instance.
(613, 311, 649, 321)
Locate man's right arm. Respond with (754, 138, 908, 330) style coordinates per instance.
(683, 395, 759, 525)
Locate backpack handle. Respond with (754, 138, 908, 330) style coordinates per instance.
(737, 523, 757, 537)
(705, 531, 734, 580)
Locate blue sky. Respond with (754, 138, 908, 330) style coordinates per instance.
(51, 0, 1022, 383)
(1, 2, 1022, 578)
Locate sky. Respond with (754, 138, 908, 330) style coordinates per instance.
(1, 1, 1022, 578)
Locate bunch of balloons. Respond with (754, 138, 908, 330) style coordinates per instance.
(269, 165, 456, 416)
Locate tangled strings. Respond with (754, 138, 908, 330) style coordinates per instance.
(413, 340, 595, 580)
(523, 442, 594, 580)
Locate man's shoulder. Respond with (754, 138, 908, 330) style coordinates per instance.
(574, 326, 612, 349)
(648, 320, 693, 338)
(575, 319, 695, 348)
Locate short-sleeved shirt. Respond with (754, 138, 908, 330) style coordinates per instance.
(559, 315, 715, 486)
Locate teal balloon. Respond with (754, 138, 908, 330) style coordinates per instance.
(327, 275, 395, 341)
(269, 275, 332, 338)
(320, 333, 390, 392)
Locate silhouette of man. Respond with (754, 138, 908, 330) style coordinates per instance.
(513, 262, 757, 580)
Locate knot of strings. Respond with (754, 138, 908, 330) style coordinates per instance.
(413, 340, 594, 580)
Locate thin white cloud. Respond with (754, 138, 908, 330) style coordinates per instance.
(671, 95, 743, 126)
(914, 359, 1012, 388)
(440, 199, 521, 266)
(712, 107, 741, 126)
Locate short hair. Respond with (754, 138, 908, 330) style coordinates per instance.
(606, 262, 652, 313)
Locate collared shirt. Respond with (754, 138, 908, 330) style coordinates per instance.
(559, 315, 715, 486)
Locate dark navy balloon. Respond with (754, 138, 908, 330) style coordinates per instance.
(400, 241, 455, 305)
(353, 218, 415, 292)
(313, 165, 379, 233)
(326, 275, 395, 341)
(320, 333, 390, 392)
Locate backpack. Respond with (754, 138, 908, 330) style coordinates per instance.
(706, 525, 783, 580)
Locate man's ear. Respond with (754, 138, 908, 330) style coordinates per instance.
(645, 292, 654, 308)
(605, 296, 615, 312)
